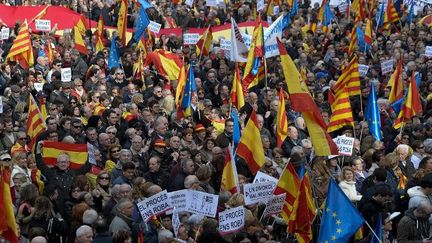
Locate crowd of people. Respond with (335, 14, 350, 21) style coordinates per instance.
(0, 0, 432, 242)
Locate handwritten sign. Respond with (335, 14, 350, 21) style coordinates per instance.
(358, 64, 369, 77)
(148, 21, 162, 34)
(35, 19, 51, 32)
(33, 83, 44, 92)
(206, 0, 218, 6)
(168, 189, 188, 213)
(243, 181, 275, 206)
(333, 135, 355, 156)
(262, 193, 286, 218)
(219, 206, 245, 235)
(0, 27, 9, 40)
(425, 46, 432, 57)
(185, 190, 218, 218)
(257, 0, 265, 11)
(380, 59, 394, 75)
(183, 33, 200, 45)
(61, 68, 71, 82)
(273, 6, 280, 15)
(253, 171, 278, 188)
(137, 190, 172, 222)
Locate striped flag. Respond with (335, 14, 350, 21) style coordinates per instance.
(42, 141, 88, 169)
(180, 64, 196, 118)
(44, 39, 54, 64)
(145, 50, 183, 80)
(351, 0, 366, 20)
(332, 56, 361, 96)
(117, 0, 128, 46)
(74, 24, 88, 55)
(327, 87, 354, 133)
(348, 19, 359, 56)
(387, 58, 404, 111)
(364, 17, 373, 45)
(95, 15, 105, 53)
(26, 95, 47, 152)
(196, 26, 213, 57)
(230, 64, 245, 110)
(75, 15, 89, 35)
(243, 15, 265, 89)
(6, 21, 34, 68)
(221, 146, 239, 193)
(273, 162, 300, 222)
(175, 66, 186, 106)
(236, 110, 265, 174)
(393, 72, 422, 129)
(383, 0, 400, 30)
(276, 89, 288, 147)
(0, 168, 19, 243)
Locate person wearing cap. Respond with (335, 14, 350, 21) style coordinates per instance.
(7, 84, 23, 108)
(194, 124, 207, 147)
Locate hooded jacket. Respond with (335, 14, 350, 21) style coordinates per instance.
(397, 208, 429, 243)
(407, 186, 432, 209)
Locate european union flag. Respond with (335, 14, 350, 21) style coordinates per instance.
(134, 5, 150, 42)
(376, 2, 385, 29)
(356, 26, 370, 52)
(407, 1, 415, 25)
(323, 3, 335, 26)
(108, 37, 120, 70)
(318, 179, 364, 243)
(365, 83, 382, 141)
(290, 0, 298, 17)
(38, 48, 46, 58)
(231, 109, 241, 149)
(371, 213, 382, 243)
(181, 64, 196, 117)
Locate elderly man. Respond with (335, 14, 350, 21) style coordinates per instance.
(397, 202, 432, 242)
(282, 126, 301, 157)
(109, 199, 134, 234)
(396, 144, 416, 180)
(75, 225, 94, 243)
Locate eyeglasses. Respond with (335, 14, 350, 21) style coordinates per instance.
(99, 176, 109, 180)
(73, 125, 82, 129)
(107, 131, 116, 134)
(116, 73, 124, 75)
(18, 137, 27, 140)
(111, 150, 120, 153)
(71, 101, 77, 104)
(419, 146, 425, 149)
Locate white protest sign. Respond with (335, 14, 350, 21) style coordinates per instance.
(358, 64, 369, 77)
(35, 19, 51, 32)
(333, 135, 355, 156)
(172, 208, 181, 238)
(137, 190, 172, 222)
(218, 206, 245, 235)
(267, 16, 273, 25)
(206, 0, 218, 6)
(33, 83, 44, 92)
(168, 189, 188, 213)
(185, 0, 194, 6)
(61, 68, 71, 82)
(243, 181, 275, 206)
(87, 143, 96, 165)
(253, 171, 278, 188)
(220, 38, 231, 59)
(262, 193, 286, 218)
(381, 59, 394, 75)
(257, 0, 265, 12)
(273, 6, 280, 15)
(0, 28, 9, 40)
(185, 190, 218, 218)
(425, 46, 432, 57)
(183, 33, 200, 45)
(148, 21, 162, 34)
(338, 2, 349, 14)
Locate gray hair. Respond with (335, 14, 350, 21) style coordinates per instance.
(291, 146, 304, 156)
(158, 229, 174, 242)
(76, 225, 93, 238)
(116, 198, 132, 212)
(424, 139, 432, 154)
(184, 175, 199, 189)
(82, 208, 98, 225)
(111, 184, 121, 196)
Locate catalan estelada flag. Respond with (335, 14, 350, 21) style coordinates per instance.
(74, 23, 88, 55)
(42, 141, 88, 169)
(276, 89, 288, 147)
(327, 87, 354, 133)
(6, 21, 34, 68)
(277, 38, 338, 155)
(236, 110, 265, 174)
(230, 64, 245, 110)
(221, 146, 239, 193)
(145, 50, 183, 80)
(0, 168, 19, 243)
(332, 56, 361, 96)
(273, 162, 300, 222)
(27, 95, 47, 151)
(117, 0, 128, 46)
(95, 15, 105, 53)
(196, 26, 213, 57)
(243, 15, 265, 89)
(393, 72, 422, 129)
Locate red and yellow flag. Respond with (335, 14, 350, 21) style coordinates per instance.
(196, 26, 213, 57)
(387, 58, 404, 105)
(0, 168, 19, 243)
(75, 15, 89, 35)
(393, 73, 422, 129)
(117, 0, 128, 46)
(175, 66, 186, 106)
(74, 24, 88, 55)
(383, 0, 400, 30)
(327, 87, 354, 133)
(276, 89, 288, 147)
(277, 38, 338, 155)
(221, 147, 239, 194)
(27, 95, 47, 151)
(243, 15, 265, 89)
(236, 110, 265, 174)
(6, 21, 34, 68)
(95, 14, 105, 53)
(364, 17, 373, 45)
(145, 50, 183, 80)
(332, 56, 361, 96)
(273, 162, 300, 222)
(348, 19, 359, 57)
(230, 64, 245, 110)
(42, 141, 88, 169)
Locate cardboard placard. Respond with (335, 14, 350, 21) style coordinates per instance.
(183, 33, 200, 45)
(35, 19, 51, 32)
(206, 0, 218, 7)
(185, 190, 218, 218)
(185, 0, 194, 6)
(33, 82, 44, 92)
(168, 189, 188, 213)
(380, 59, 394, 75)
(253, 171, 279, 188)
(137, 190, 172, 222)
(333, 135, 355, 156)
(262, 193, 286, 218)
(219, 206, 245, 235)
(61, 68, 71, 82)
(0, 27, 9, 40)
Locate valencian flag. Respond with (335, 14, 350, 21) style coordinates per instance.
(243, 14, 265, 89)
(27, 94, 47, 151)
(236, 110, 265, 174)
(365, 83, 382, 141)
(318, 179, 364, 242)
(277, 39, 338, 155)
(332, 56, 361, 96)
(393, 72, 422, 129)
(6, 20, 34, 68)
(0, 167, 19, 243)
(145, 50, 183, 80)
(273, 162, 301, 222)
(95, 15, 105, 53)
(230, 64, 245, 110)
(221, 146, 239, 193)
(276, 89, 288, 147)
(180, 64, 197, 118)
(42, 141, 88, 169)
(196, 26, 213, 57)
(117, 0, 128, 46)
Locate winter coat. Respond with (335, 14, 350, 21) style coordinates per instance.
(109, 213, 133, 234)
(339, 180, 362, 202)
(407, 186, 432, 209)
(397, 208, 429, 243)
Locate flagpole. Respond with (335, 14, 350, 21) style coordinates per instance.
(363, 220, 383, 243)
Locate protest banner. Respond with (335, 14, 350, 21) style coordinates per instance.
(358, 64, 369, 77)
(253, 171, 278, 188)
(185, 190, 218, 218)
(243, 181, 275, 206)
(35, 19, 51, 32)
(333, 135, 355, 156)
(183, 33, 200, 45)
(168, 189, 188, 213)
(137, 190, 172, 222)
(262, 193, 286, 218)
(219, 206, 245, 235)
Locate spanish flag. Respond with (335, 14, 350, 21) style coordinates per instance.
(42, 141, 88, 169)
(95, 14, 105, 53)
(273, 162, 300, 222)
(243, 15, 265, 89)
(332, 56, 361, 96)
(196, 26, 213, 57)
(221, 147, 239, 193)
(327, 87, 354, 133)
(236, 110, 265, 174)
(6, 21, 34, 68)
(393, 72, 422, 129)
(27, 94, 47, 152)
(364, 17, 373, 45)
(387, 58, 404, 107)
(277, 39, 338, 155)
(44, 39, 54, 64)
(38, 95, 48, 122)
(117, 0, 128, 46)
(230, 64, 245, 110)
(175, 66, 186, 106)
(75, 15, 89, 35)
(276, 89, 288, 147)
(145, 50, 183, 80)
(351, 0, 366, 20)
(73, 24, 88, 55)
(0, 168, 19, 243)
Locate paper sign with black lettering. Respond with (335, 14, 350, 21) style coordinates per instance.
(380, 59, 394, 75)
(148, 21, 162, 34)
(137, 190, 172, 222)
(183, 33, 199, 45)
(243, 181, 275, 206)
(168, 189, 188, 212)
(218, 206, 245, 235)
(0, 27, 9, 40)
(253, 171, 278, 188)
(257, 0, 265, 12)
(262, 193, 286, 218)
(35, 19, 51, 32)
(358, 64, 369, 77)
(61, 68, 71, 82)
(333, 135, 355, 156)
(425, 46, 432, 57)
(185, 190, 218, 218)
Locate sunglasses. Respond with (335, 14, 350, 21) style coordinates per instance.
(73, 125, 82, 128)
(99, 176, 109, 180)
(111, 150, 120, 153)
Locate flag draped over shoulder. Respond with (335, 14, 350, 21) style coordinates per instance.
(0, 168, 19, 243)
(230, 64, 245, 110)
(6, 21, 34, 68)
(318, 179, 364, 242)
(276, 89, 288, 147)
(26, 95, 47, 151)
(277, 39, 338, 156)
(393, 72, 422, 129)
(145, 50, 183, 80)
(221, 147, 239, 194)
(117, 0, 128, 46)
(236, 110, 265, 174)
(42, 141, 88, 169)
(196, 26, 213, 57)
